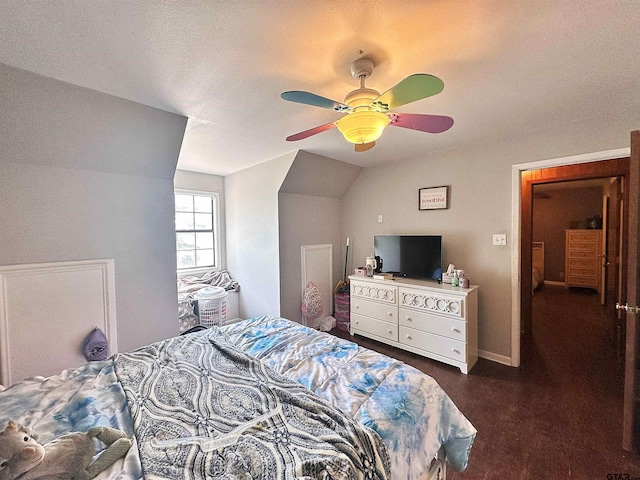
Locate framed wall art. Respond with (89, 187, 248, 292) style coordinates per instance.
(419, 186, 448, 210)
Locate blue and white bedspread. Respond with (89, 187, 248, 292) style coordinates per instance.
(114, 328, 390, 479)
(0, 361, 143, 479)
(221, 316, 477, 478)
(0, 327, 390, 480)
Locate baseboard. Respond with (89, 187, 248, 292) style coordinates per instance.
(543, 280, 565, 287)
(478, 349, 513, 367)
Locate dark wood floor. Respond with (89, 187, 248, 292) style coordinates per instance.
(332, 285, 640, 479)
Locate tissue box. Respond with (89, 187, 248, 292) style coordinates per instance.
(354, 267, 367, 276)
(442, 273, 455, 284)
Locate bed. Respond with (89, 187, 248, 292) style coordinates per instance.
(0, 316, 476, 480)
(532, 241, 545, 292)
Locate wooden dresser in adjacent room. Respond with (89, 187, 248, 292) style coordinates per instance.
(564, 229, 602, 294)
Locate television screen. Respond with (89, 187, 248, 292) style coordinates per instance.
(374, 235, 442, 281)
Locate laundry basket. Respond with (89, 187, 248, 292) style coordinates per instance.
(194, 286, 228, 327)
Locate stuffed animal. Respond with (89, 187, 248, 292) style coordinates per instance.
(0, 421, 132, 480)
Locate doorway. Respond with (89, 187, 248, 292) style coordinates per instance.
(510, 148, 630, 367)
(519, 158, 630, 337)
(526, 170, 628, 422)
(512, 157, 630, 449)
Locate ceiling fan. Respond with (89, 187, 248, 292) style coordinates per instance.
(281, 58, 453, 152)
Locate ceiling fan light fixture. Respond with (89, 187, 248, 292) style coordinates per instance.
(281, 56, 452, 148)
(335, 110, 389, 144)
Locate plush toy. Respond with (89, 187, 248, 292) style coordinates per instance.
(0, 421, 132, 480)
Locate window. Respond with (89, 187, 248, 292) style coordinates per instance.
(175, 191, 220, 271)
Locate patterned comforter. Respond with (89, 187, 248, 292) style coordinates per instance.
(0, 326, 389, 480)
(114, 327, 390, 479)
(222, 316, 477, 478)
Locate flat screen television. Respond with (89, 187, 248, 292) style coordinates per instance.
(374, 235, 442, 281)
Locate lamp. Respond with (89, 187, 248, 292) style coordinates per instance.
(335, 77, 390, 144)
(335, 110, 390, 144)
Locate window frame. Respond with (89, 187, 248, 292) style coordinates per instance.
(174, 189, 221, 276)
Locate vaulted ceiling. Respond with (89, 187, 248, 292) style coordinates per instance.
(1, 1, 638, 175)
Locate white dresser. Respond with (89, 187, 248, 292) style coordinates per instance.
(349, 275, 478, 374)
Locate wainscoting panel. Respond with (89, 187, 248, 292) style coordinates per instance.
(301, 244, 333, 329)
(0, 259, 117, 385)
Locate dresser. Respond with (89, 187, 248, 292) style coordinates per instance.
(564, 229, 602, 294)
(349, 276, 478, 374)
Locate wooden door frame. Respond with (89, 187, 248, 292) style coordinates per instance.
(510, 148, 630, 367)
(520, 157, 629, 335)
(623, 130, 640, 450)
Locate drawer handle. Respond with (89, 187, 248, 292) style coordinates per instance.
(451, 348, 460, 354)
(387, 329, 393, 334)
(406, 317, 412, 321)
(451, 328, 461, 333)
(406, 335, 412, 340)
(355, 320, 359, 325)
(388, 312, 393, 316)
(355, 305, 359, 309)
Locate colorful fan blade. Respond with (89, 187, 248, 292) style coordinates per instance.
(285, 123, 336, 141)
(281, 91, 351, 112)
(371, 74, 445, 111)
(354, 141, 376, 152)
(387, 113, 453, 133)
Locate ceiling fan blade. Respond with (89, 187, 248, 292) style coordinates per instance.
(285, 123, 336, 141)
(372, 74, 445, 110)
(354, 141, 376, 152)
(388, 113, 454, 133)
(281, 91, 351, 112)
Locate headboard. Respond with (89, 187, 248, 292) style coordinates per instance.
(0, 259, 117, 385)
(532, 242, 545, 279)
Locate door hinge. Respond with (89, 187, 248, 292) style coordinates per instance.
(616, 302, 640, 314)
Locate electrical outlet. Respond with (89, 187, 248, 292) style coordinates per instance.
(492, 234, 507, 246)
(377, 214, 383, 223)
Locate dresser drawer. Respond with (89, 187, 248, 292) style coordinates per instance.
(567, 240, 598, 252)
(567, 231, 599, 242)
(351, 313, 398, 342)
(567, 250, 598, 260)
(399, 326, 466, 362)
(567, 266, 598, 277)
(566, 275, 598, 287)
(350, 280, 397, 305)
(351, 298, 398, 322)
(568, 258, 598, 269)
(399, 287, 465, 320)
(399, 308, 466, 341)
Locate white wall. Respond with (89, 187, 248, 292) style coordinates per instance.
(278, 151, 361, 323)
(225, 152, 296, 318)
(0, 63, 187, 354)
(342, 114, 637, 361)
(174, 169, 227, 270)
(278, 193, 344, 322)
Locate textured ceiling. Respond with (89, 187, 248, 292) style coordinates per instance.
(1, 1, 639, 176)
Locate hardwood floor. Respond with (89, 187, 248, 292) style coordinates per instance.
(332, 284, 640, 479)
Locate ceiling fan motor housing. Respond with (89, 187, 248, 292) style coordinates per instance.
(344, 87, 380, 108)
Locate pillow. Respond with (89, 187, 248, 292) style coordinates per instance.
(301, 282, 323, 321)
(82, 327, 109, 361)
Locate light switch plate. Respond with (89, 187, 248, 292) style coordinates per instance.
(493, 234, 507, 246)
